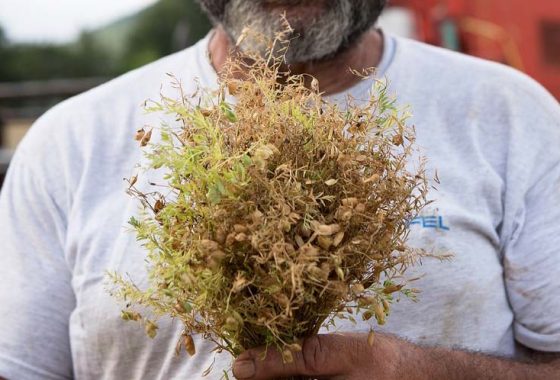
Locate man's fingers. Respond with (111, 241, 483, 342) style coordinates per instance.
(233, 334, 370, 380)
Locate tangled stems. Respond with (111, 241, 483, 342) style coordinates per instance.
(109, 30, 430, 379)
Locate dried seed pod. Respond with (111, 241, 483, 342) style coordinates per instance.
(295, 235, 305, 248)
(341, 197, 359, 207)
(174, 302, 186, 313)
(317, 235, 333, 250)
(154, 199, 165, 214)
(282, 349, 294, 364)
(362, 310, 374, 321)
(363, 173, 380, 184)
(184, 334, 196, 356)
(235, 232, 248, 242)
(145, 320, 158, 339)
(232, 274, 249, 293)
(351, 283, 365, 295)
(383, 284, 404, 294)
(121, 310, 141, 321)
(140, 129, 152, 147)
(135, 128, 145, 141)
(200, 239, 220, 252)
(368, 329, 375, 346)
(233, 224, 248, 233)
(128, 175, 138, 188)
(227, 80, 241, 95)
(314, 223, 341, 236)
(374, 302, 386, 325)
(288, 342, 302, 352)
(333, 231, 345, 247)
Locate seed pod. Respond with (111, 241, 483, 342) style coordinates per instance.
(232, 273, 249, 293)
(129, 175, 138, 188)
(134, 128, 145, 141)
(374, 302, 386, 325)
(282, 349, 294, 364)
(351, 283, 365, 295)
(225, 316, 240, 331)
(317, 235, 333, 250)
(274, 293, 290, 308)
(362, 310, 374, 321)
(145, 320, 158, 339)
(363, 173, 380, 184)
(251, 209, 263, 224)
(310, 77, 320, 93)
(233, 224, 248, 233)
(121, 310, 141, 321)
(382, 299, 391, 313)
(368, 329, 375, 346)
(200, 239, 220, 252)
(341, 197, 359, 207)
(140, 129, 152, 147)
(383, 284, 404, 294)
(314, 223, 340, 236)
(324, 179, 338, 186)
(184, 334, 196, 356)
(214, 228, 227, 245)
(174, 302, 186, 313)
(154, 199, 165, 214)
(288, 343, 302, 352)
(336, 208, 353, 222)
(227, 80, 241, 95)
(355, 203, 366, 213)
(288, 212, 301, 222)
(210, 250, 226, 261)
(335, 267, 345, 280)
(333, 231, 345, 247)
(225, 233, 237, 246)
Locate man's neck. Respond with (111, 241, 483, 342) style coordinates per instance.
(208, 26, 384, 95)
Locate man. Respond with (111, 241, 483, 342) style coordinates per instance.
(0, 1, 559, 379)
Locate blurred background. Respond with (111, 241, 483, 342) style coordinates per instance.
(0, 0, 559, 187)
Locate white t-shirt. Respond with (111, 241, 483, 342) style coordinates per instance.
(1, 31, 559, 380)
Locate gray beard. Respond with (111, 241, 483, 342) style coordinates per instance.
(197, 0, 386, 64)
(224, 0, 352, 63)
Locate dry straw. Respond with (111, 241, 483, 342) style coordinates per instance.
(109, 28, 431, 379)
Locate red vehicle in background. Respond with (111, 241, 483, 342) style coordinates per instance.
(388, 0, 560, 99)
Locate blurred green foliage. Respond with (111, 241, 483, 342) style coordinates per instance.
(0, 0, 212, 82)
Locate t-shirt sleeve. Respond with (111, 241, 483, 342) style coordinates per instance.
(0, 148, 75, 379)
(501, 79, 560, 353)
(505, 163, 560, 352)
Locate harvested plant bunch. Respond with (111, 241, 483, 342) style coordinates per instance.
(110, 34, 429, 375)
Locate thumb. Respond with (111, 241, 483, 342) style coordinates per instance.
(233, 334, 367, 380)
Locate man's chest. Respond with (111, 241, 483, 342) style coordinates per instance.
(65, 119, 516, 377)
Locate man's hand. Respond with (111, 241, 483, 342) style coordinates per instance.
(232, 333, 560, 380)
(232, 334, 397, 380)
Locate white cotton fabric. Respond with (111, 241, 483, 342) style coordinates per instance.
(1, 31, 560, 380)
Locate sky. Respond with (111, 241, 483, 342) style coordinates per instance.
(0, 0, 158, 44)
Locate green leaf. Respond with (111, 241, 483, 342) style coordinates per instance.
(220, 102, 238, 122)
(207, 186, 222, 204)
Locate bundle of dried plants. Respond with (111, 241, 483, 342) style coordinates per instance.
(109, 30, 430, 379)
